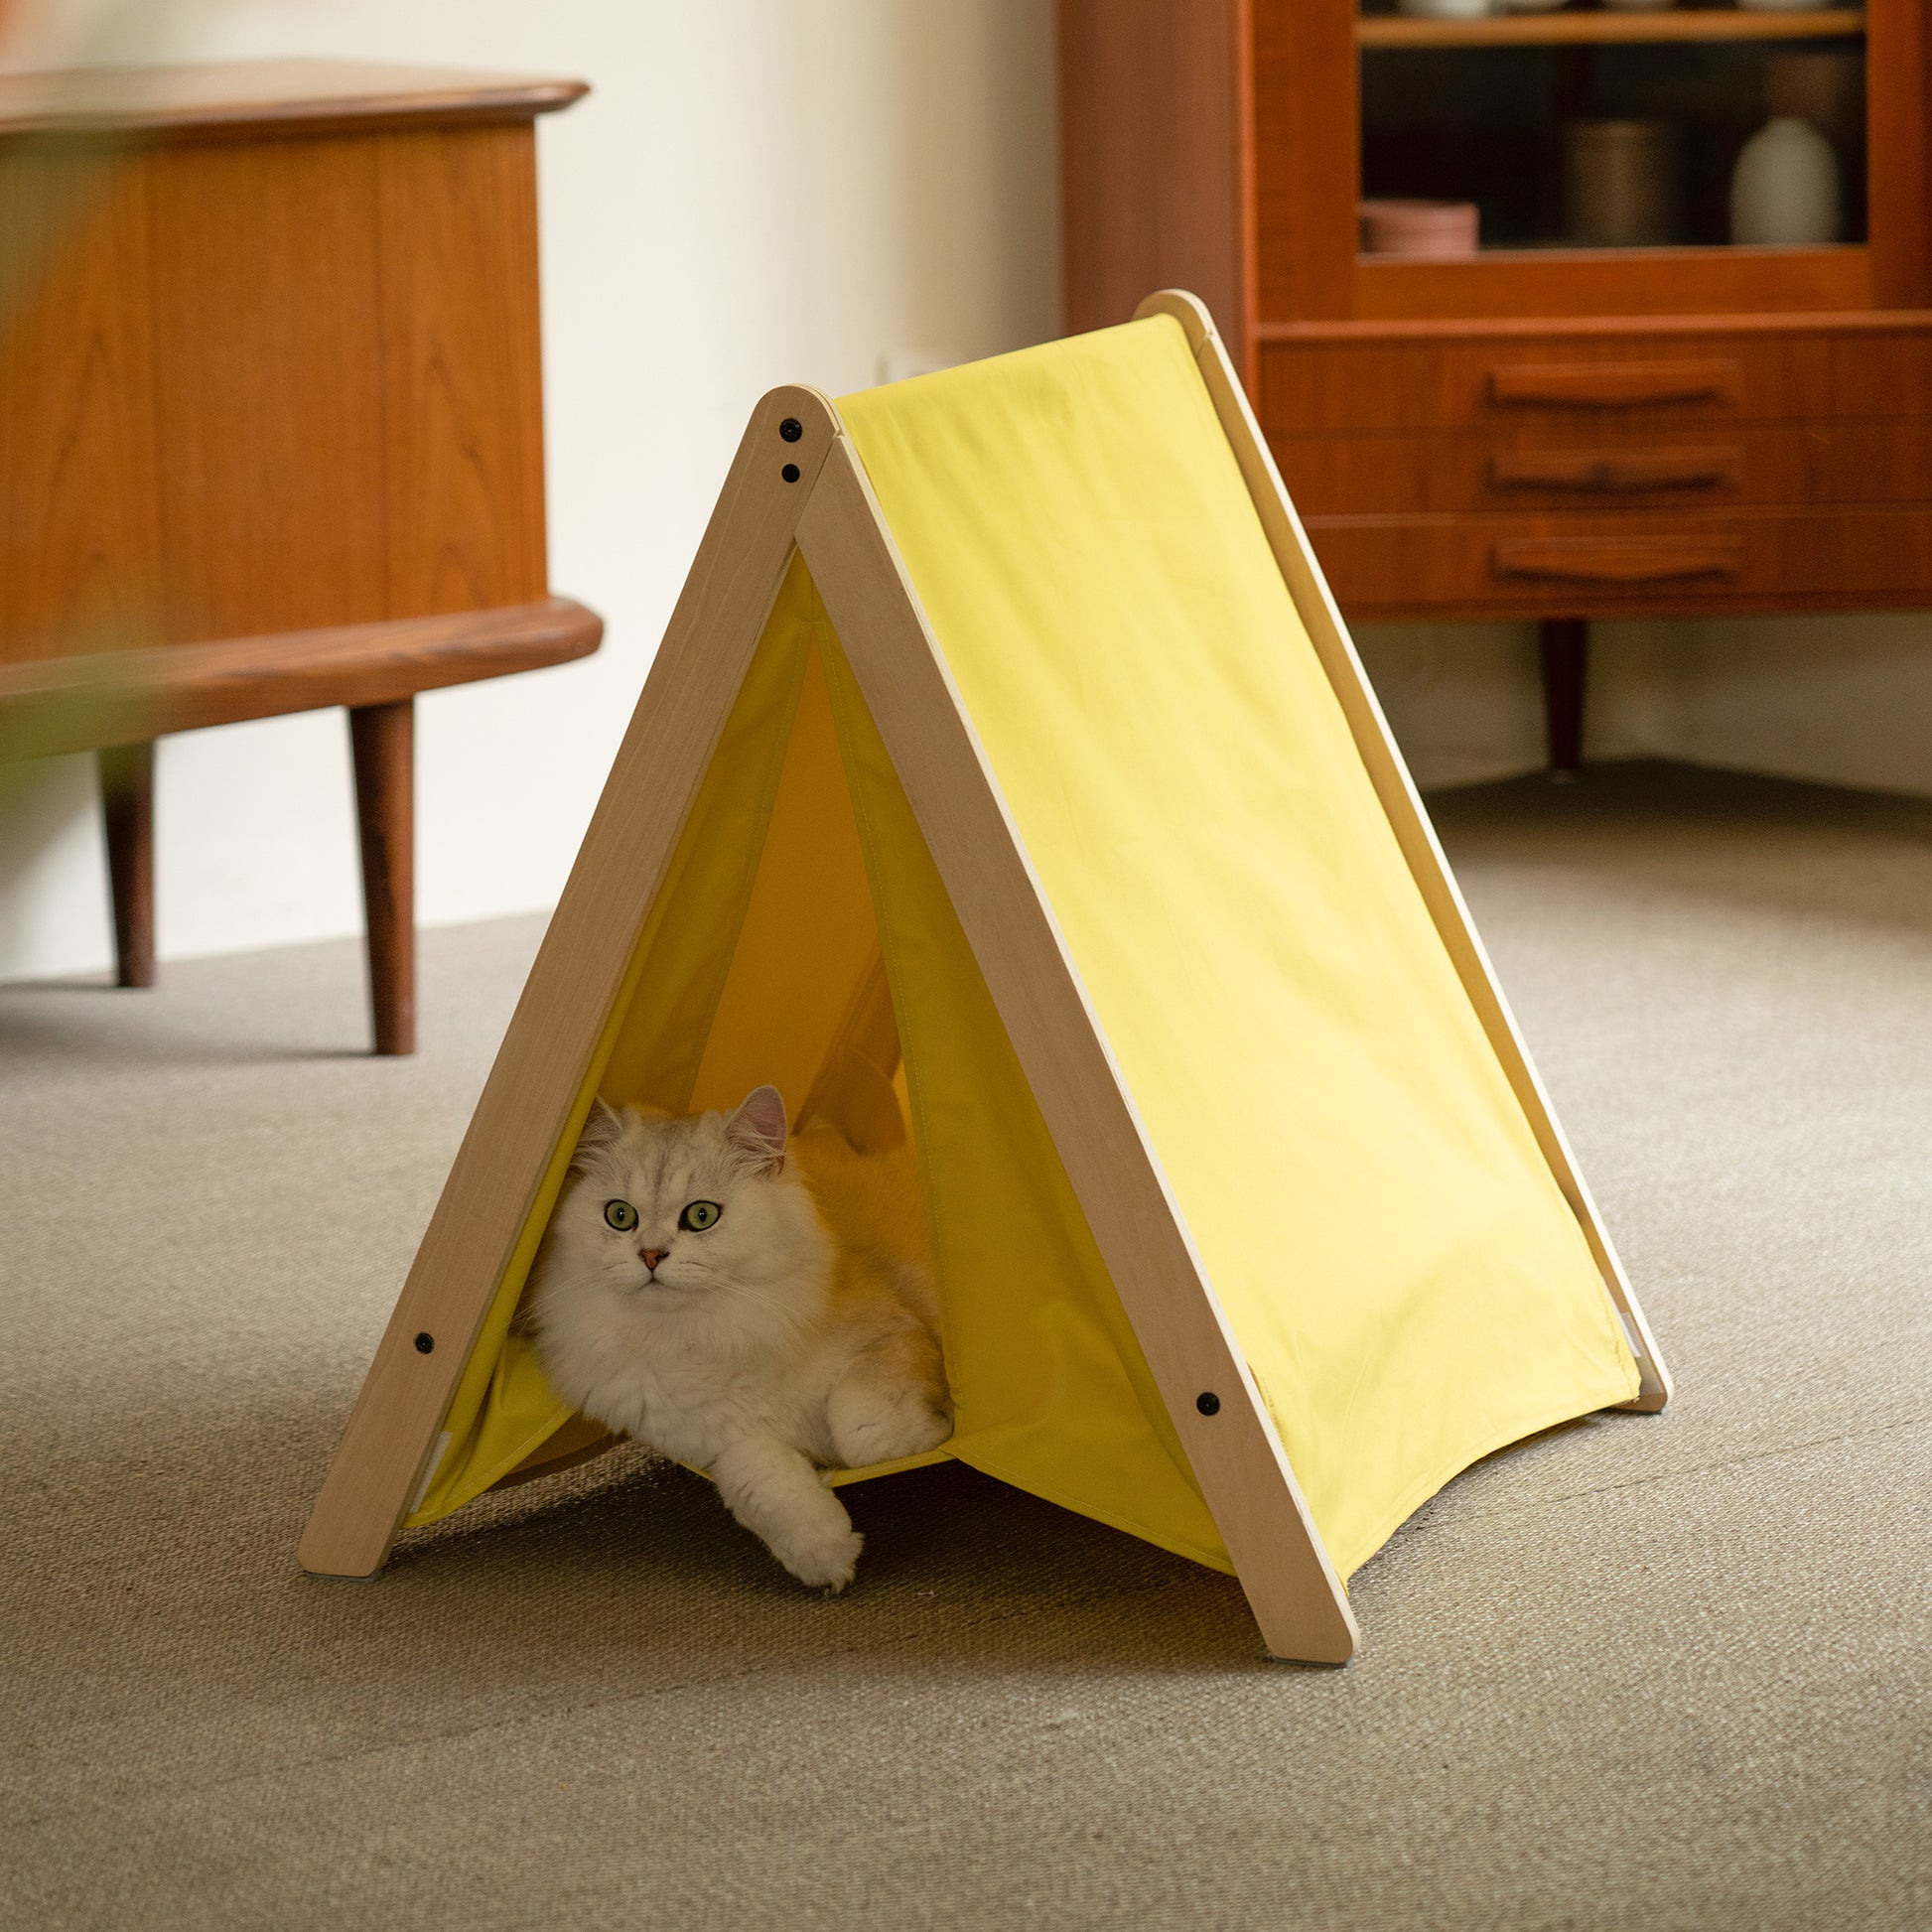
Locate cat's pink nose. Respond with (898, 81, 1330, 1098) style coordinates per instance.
(640, 1248, 668, 1272)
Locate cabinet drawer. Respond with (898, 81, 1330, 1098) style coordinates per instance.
(1275, 420, 1932, 515)
(1259, 327, 1932, 438)
(1302, 506, 1932, 621)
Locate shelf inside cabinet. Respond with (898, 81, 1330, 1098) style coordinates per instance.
(1357, 10, 1865, 49)
(1360, 15, 1869, 254)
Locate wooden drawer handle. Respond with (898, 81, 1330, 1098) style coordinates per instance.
(1489, 360, 1740, 410)
(1489, 448, 1739, 493)
(1492, 536, 1744, 585)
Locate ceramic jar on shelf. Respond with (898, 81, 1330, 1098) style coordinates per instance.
(1730, 117, 1843, 243)
(1563, 119, 1680, 247)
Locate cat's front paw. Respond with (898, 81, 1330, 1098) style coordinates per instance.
(771, 1519, 865, 1593)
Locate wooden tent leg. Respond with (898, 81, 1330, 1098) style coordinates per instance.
(98, 742, 156, 989)
(349, 699, 415, 1056)
(798, 439, 1359, 1665)
(298, 387, 834, 1582)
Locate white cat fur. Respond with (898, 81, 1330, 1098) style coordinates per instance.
(526, 1086, 951, 1591)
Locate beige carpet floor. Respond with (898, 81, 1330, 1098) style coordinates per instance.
(3, 759, 1929, 1931)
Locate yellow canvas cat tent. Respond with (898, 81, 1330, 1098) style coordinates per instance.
(300, 292, 1670, 1663)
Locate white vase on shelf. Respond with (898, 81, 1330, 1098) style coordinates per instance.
(1397, 0, 1492, 17)
(1729, 117, 1842, 245)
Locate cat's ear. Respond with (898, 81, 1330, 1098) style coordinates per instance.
(571, 1096, 623, 1171)
(726, 1085, 788, 1175)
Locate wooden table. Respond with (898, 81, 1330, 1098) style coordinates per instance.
(0, 60, 601, 1049)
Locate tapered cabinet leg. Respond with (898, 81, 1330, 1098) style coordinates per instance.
(1538, 618, 1589, 778)
(98, 742, 156, 988)
(348, 699, 415, 1056)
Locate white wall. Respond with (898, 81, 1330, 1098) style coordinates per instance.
(0, 0, 1060, 980)
(1649, 612, 1932, 794)
(1352, 619, 1702, 789)
(1354, 613, 1932, 794)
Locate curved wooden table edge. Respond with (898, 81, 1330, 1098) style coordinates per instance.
(0, 69, 590, 142)
(0, 595, 604, 761)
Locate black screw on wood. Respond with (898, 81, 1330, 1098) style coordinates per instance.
(779, 417, 803, 443)
(414, 1332, 435, 1354)
(781, 463, 801, 483)
(1196, 1391, 1220, 1416)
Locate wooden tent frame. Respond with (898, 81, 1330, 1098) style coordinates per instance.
(299, 292, 1671, 1664)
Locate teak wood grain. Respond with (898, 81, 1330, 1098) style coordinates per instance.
(143, 132, 392, 643)
(796, 429, 1359, 1667)
(375, 125, 548, 618)
(1484, 450, 1742, 495)
(1489, 361, 1741, 411)
(1, 107, 552, 665)
(0, 59, 587, 141)
(1137, 289, 1672, 1411)
(1257, 329, 1932, 437)
(1302, 504, 1932, 620)
(1493, 535, 1746, 586)
(349, 700, 416, 1058)
(1275, 435, 1761, 514)
(1357, 8, 1864, 46)
(1865, 0, 1932, 307)
(296, 389, 833, 1581)
(1352, 249, 1874, 324)
(0, 149, 166, 664)
(0, 599, 601, 762)
(1057, 0, 1253, 363)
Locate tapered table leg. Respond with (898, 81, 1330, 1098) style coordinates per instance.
(97, 742, 156, 988)
(1538, 618, 1588, 779)
(348, 699, 415, 1055)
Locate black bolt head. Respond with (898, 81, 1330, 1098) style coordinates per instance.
(1195, 1391, 1220, 1416)
(781, 463, 801, 483)
(779, 417, 803, 443)
(414, 1332, 435, 1354)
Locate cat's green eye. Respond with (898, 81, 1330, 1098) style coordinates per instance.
(679, 1199, 722, 1232)
(604, 1199, 639, 1232)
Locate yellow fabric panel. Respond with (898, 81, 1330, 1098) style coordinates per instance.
(689, 634, 879, 1117)
(410, 315, 1635, 1585)
(598, 559, 819, 1117)
(818, 618, 1231, 1571)
(795, 949, 906, 1157)
(836, 317, 1640, 1578)
(406, 558, 1227, 1571)
(405, 559, 820, 1526)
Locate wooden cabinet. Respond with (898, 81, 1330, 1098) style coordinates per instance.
(1060, 1, 1932, 767)
(0, 61, 598, 1047)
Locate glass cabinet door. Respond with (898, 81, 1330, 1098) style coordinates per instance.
(1356, 5, 1866, 256)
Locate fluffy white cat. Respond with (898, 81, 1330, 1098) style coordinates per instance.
(526, 1085, 952, 1590)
